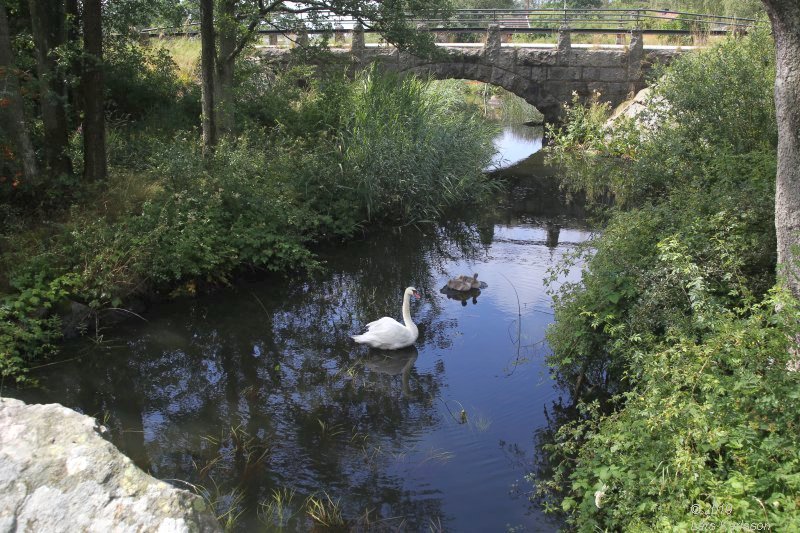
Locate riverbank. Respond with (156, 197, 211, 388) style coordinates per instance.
(0, 60, 498, 383)
(534, 27, 800, 530)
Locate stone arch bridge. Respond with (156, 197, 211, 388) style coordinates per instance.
(258, 25, 688, 123)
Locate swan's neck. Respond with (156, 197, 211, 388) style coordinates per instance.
(402, 292, 415, 330)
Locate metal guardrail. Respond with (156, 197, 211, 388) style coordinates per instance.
(140, 8, 763, 37)
(416, 8, 761, 30)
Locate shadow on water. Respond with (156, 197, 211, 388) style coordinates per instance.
(9, 125, 590, 532)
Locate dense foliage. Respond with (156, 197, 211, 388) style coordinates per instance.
(0, 39, 497, 382)
(535, 28, 800, 530)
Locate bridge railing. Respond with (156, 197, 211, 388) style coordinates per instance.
(140, 8, 763, 39)
(413, 8, 762, 35)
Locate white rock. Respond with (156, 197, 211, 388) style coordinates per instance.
(605, 87, 668, 132)
(0, 397, 220, 533)
(608, 88, 651, 123)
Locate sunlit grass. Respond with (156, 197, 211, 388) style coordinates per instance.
(258, 487, 298, 529)
(149, 37, 201, 80)
(305, 491, 346, 529)
(173, 478, 245, 532)
(339, 67, 500, 224)
(428, 79, 542, 124)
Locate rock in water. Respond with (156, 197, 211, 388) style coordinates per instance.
(0, 397, 221, 533)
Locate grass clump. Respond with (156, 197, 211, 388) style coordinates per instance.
(534, 27, 800, 530)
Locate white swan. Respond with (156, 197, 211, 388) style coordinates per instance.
(352, 287, 420, 350)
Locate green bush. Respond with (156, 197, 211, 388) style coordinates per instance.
(1, 275, 78, 383)
(539, 289, 800, 531)
(258, 67, 499, 233)
(535, 27, 799, 530)
(547, 28, 776, 208)
(330, 68, 499, 225)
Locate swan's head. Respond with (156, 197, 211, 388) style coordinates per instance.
(406, 287, 421, 299)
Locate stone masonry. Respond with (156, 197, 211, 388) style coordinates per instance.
(259, 26, 685, 123)
(359, 26, 681, 122)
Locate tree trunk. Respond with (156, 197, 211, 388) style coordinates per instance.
(200, 0, 217, 154)
(28, 0, 72, 177)
(0, 3, 38, 186)
(65, 0, 79, 43)
(82, 0, 106, 181)
(762, 1, 800, 298)
(215, 0, 237, 137)
(65, 0, 80, 117)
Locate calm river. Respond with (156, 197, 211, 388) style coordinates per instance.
(12, 126, 590, 532)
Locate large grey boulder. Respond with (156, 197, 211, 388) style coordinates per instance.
(606, 87, 652, 125)
(605, 87, 668, 132)
(0, 397, 221, 533)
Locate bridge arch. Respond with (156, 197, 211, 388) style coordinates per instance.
(398, 62, 561, 122)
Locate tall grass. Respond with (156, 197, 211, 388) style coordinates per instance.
(336, 68, 499, 224)
(149, 37, 201, 81)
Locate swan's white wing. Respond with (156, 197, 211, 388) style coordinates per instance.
(364, 317, 403, 332)
(366, 316, 408, 341)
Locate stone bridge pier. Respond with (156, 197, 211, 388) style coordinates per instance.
(350, 25, 681, 122)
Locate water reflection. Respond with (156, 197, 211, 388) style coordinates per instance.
(490, 125, 545, 170)
(546, 222, 561, 249)
(363, 346, 418, 398)
(11, 126, 589, 532)
(440, 286, 483, 306)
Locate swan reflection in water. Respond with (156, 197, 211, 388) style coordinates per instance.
(363, 345, 418, 397)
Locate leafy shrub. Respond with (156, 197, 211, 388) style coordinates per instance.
(0, 275, 78, 383)
(134, 135, 318, 284)
(534, 27, 797, 530)
(547, 27, 776, 209)
(235, 62, 352, 135)
(539, 287, 800, 531)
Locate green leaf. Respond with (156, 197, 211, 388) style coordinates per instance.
(561, 498, 576, 512)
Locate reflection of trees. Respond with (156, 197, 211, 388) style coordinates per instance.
(504, 124, 544, 142)
(494, 160, 589, 223)
(17, 220, 490, 530)
(524, 396, 578, 527)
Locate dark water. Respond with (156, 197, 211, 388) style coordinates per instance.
(10, 128, 590, 532)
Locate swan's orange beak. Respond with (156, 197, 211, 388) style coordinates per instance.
(413, 290, 421, 299)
